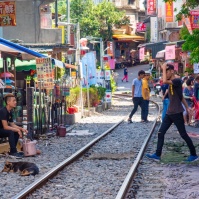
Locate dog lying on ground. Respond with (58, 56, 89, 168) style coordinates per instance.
(2, 161, 39, 176)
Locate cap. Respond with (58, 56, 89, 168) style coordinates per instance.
(145, 71, 151, 75)
(166, 64, 174, 71)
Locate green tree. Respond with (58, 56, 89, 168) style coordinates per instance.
(52, 0, 129, 41)
(181, 29, 199, 64)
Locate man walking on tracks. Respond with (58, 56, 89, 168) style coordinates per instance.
(128, 70, 145, 123)
(146, 63, 198, 162)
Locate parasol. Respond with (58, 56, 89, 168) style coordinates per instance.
(1, 72, 14, 78)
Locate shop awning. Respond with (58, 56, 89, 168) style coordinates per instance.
(112, 34, 145, 41)
(0, 38, 46, 60)
(156, 50, 165, 59)
(0, 38, 65, 70)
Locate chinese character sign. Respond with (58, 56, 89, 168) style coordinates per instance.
(105, 70, 111, 81)
(147, 0, 156, 16)
(190, 10, 199, 30)
(165, 45, 175, 60)
(150, 17, 158, 42)
(136, 22, 146, 32)
(193, 63, 199, 74)
(139, 47, 145, 60)
(36, 58, 54, 89)
(0, 1, 16, 26)
(107, 41, 114, 57)
(165, 2, 173, 22)
(96, 69, 104, 87)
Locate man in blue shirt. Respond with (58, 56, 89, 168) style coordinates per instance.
(128, 70, 145, 123)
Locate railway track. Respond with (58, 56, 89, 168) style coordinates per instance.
(12, 97, 161, 199)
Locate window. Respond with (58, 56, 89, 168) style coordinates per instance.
(128, 0, 135, 4)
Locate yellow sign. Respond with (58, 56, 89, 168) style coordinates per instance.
(71, 71, 76, 78)
(0, 1, 16, 26)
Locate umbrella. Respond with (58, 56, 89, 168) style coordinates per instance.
(3, 79, 15, 84)
(1, 72, 14, 78)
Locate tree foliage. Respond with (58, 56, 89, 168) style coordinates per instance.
(52, 0, 129, 41)
(181, 29, 199, 63)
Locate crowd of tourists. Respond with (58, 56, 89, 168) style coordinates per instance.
(127, 64, 199, 162)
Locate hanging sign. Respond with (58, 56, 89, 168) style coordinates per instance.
(165, 2, 174, 22)
(62, 87, 70, 96)
(0, 1, 16, 26)
(147, 0, 156, 16)
(139, 47, 145, 60)
(105, 91, 112, 103)
(107, 41, 114, 57)
(136, 22, 146, 32)
(150, 17, 158, 42)
(96, 69, 104, 87)
(193, 63, 199, 74)
(36, 57, 54, 89)
(190, 10, 199, 30)
(165, 45, 175, 60)
(105, 70, 111, 80)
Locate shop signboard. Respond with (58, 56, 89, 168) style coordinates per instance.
(165, 2, 174, 22)
(96, 69, 104, 87)
(136, 22, 146, 32)
(105, 91, 112, 103)
(62, 87, 70, 96)
(193, 63, 199, 74)
(190, 10, 199, 30)
(71, 71, 76, 79)
(150, 17, 158, 42)
(105, 70, 111, 81)
(165, 45, 175, 60)
(36, 57, 54, 89)
(0, 1, 16, 26)
(81, 52, 96, 87)
(107, 41, 114, 57)
(139, 47, 145, 60)
(108, 59, 115, 70)
(147, 0, 156, 16)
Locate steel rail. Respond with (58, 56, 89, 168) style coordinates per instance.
(115, 100, 161, 199)
(12, 118, 125, 199)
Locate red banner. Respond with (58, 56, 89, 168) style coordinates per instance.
(190, 10, 199, 30)
(0, 1, 16, 26)
(147, 0, 156, 16)
(136, 23, 146, 32)
(165, 2, 173, 22)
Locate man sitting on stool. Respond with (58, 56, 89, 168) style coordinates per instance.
(0, 93, 27, 158)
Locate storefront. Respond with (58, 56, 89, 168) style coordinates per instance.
(112, 34, 145, 67)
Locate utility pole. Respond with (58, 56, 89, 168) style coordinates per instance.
(67, 0, 70, 44)
(55, 0, 58, 27)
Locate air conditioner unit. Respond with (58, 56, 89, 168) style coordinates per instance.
(165, 22, 178, 28)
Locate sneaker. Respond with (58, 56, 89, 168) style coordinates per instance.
(128, 119, 133, 124)
(17, 151, 24, 156)
(184, 155, 198, 162)
(146, 153, 161, 161)
(9, 152, 23, 159)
